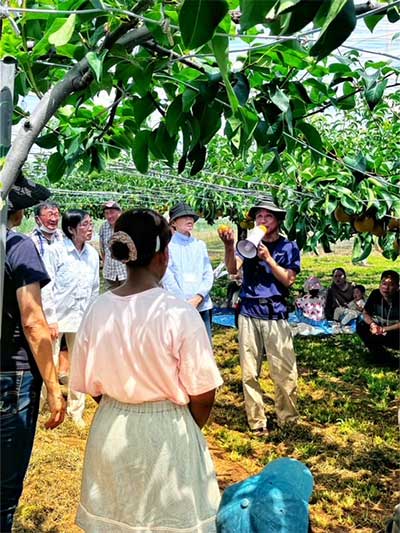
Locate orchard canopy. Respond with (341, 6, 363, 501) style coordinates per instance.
(0, 0, 399, 260)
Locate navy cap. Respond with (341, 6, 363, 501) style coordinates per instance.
(216, 458, 313, 533)
(8, 172, 51, 211)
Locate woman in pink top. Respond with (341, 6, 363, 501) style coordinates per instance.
(70, 209, 223, 533)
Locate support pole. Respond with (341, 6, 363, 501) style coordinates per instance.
(0, 57, 16, 339)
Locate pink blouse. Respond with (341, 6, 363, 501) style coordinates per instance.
(70, 288, 222, 405)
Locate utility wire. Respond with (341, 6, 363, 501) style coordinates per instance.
(5, 1, 400, 45)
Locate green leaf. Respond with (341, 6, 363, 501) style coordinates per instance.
(132, 130, 150, 174)
(284, 205, 297, 231)
(189, 144, 207, 175)
(165, 96, 183, 137)
(133, 94, 156, 126)
(364, 78, 388, 111)
(364, 13, 384, 32)
(352, 234, 373, 263)
(212, 33, 228, 77)
(343, 153, 368, 184)
(91, 147, 106, 172)
(212, 33, 239, 112)
(281, 0, 323, 34)
(47, 152, 66, 181)
(263, 149, 281, 173)
(199, 105, 222, 144)
(233, 73, 250, 105)
(155, 124, 177, 166)
(179, 0, 228, 48)
(182, 89, 197, 112)
(240, 0, 276, 31)
(86, 51, 106, 83)
(276, 0, 302, 15)
(310, 0, 356, 60)
(48, 14, 76, 47)
(270, 88, 290, 112)
(35, 133, 59, 149)
(239, 108, 258, 143)
(387, 6, 400, 23)
(335, 80, 356, 110)
(296, 122, 324, 162)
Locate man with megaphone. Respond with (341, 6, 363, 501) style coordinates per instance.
(218, 197, 301, 436)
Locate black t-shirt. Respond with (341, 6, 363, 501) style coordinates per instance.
(1, 230, 50, 373)
(364, 288, 400, 326)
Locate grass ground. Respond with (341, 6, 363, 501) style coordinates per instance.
(13, 251, 399, 533)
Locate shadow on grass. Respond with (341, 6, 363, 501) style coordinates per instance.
(13, 508, 59, 533)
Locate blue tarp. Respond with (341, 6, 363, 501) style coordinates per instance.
(212, 308, 358, 336)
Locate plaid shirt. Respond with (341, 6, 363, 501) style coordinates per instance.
(99, 221, 127, 281)
(30, 228, 63, 256)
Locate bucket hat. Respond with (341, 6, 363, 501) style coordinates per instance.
(247, 196, 286, 221)
(8, 172, 51, 211)
(216, 458, 314, 533)
(169, 202, 199, 223)
(103, 200, 121, 211)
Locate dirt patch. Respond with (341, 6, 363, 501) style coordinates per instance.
(209, 442, 252, 490)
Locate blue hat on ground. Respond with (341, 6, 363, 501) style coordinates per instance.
(216, 458, 313, 533)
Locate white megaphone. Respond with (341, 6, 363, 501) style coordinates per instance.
(236, 225, 267, 258)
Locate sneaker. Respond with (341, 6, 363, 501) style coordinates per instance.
(250, 427, 268, 437)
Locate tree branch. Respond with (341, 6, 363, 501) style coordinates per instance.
(0, 26, 152, 197)
(142, 40, 207, 74)
(301, 79, 399, 120)
(94, 85, 123, 142)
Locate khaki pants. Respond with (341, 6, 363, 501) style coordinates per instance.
(238, 315, 298, 429)
(40, 332, 86, 420)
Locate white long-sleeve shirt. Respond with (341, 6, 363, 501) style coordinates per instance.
(42, 238, 99, 332)
(162, 232, 213, 312)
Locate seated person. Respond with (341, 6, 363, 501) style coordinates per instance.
(335, 284, 366, 325)
(295, 276, 325, 321)
(356, 270, 400, 366)
(325, 267, 354, 320)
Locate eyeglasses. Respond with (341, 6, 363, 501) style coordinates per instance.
(79, 220, 93, 228)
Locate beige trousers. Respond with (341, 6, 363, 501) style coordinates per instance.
(238, 315, 298, 430)
(40, 332, 86, 420)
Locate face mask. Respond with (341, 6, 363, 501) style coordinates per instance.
(37, 222, 58, 235)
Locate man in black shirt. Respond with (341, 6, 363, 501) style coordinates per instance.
(356, 270, 400, 367)
(1, 174, 66, 532)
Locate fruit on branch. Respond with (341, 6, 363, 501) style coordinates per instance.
(353, 216, 375, 233)
(334, 205, 353, 223)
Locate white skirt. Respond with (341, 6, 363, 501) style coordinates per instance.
(76, 397, 220, 532)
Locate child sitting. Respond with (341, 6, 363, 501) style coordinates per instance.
(295, 276, 326, 322)
(334, 284, 366, 325)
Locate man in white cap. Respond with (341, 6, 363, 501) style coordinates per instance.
(99, 200, 127, 290)
(163, 202, 214, 340)
(219, 196, 300, 435)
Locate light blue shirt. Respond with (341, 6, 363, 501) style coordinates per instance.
(42, 237, 99, 332)
(162, 232, 213, 312)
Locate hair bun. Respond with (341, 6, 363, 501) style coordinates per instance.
(109, 231, 137, 263)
